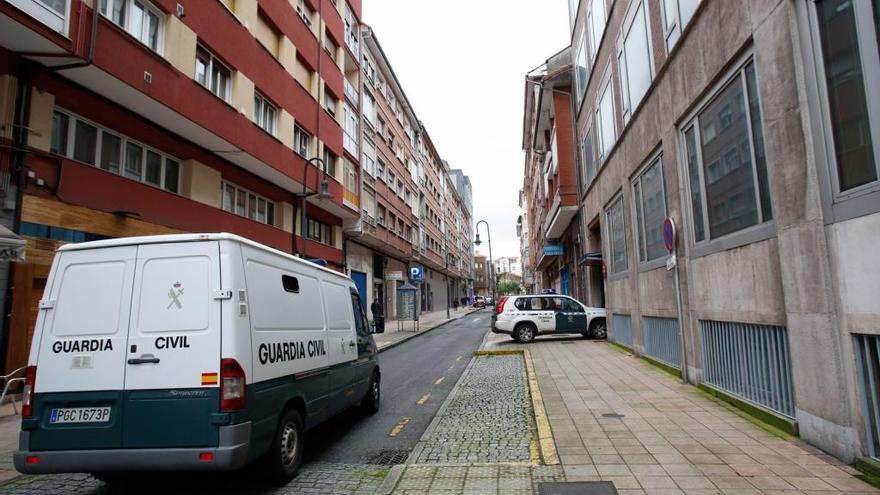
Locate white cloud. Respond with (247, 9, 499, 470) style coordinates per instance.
(364, 0, 569, 258)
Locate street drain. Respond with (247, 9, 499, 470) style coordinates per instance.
(369, 450, 409, 465)
(601, 413, 625, 419)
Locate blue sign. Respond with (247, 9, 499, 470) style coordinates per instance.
(410, 265, 424, 283)
(544, 244, 564, 256)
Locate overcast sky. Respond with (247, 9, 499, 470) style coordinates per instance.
(364, 1, 569, 259)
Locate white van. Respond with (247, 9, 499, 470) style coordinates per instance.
(14, 233, 382, 482)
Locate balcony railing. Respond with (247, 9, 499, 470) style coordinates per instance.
(344, 79, 359, 105)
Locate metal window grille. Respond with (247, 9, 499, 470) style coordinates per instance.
(612, 314, 633, 348)
(643, 317, 681, 368)
(700, 320, 795, 418)
(854, 334, 880, 458)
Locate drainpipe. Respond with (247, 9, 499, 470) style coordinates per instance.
(49, 2, 100, 72)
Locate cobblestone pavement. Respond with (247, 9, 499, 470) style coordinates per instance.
(393, 463, 564, 495)
(389, 353, 565, 494)
(411, 354, 532, 464)
(0, 462, 389, 494)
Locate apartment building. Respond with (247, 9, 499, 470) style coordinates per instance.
(345, 26, 472, 318)
(521, 0, 880, 462)
(473, 254, 488, 298)
(0, 0, 364, 372)
(516, 190, 534, 293)
(522, 48, 582, 297)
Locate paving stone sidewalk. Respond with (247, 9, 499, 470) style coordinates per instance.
(484, 332, 880, 494)
(389, 353, 565, 494)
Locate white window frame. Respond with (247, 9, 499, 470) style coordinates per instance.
(661, 0, 701, 51)
(8, 0, 70, 34)
(631, 153, 667, 268)
(253, 91, 278, 136)
(574, 29, 589, 110)
(52, 107, 180, 193)
(617, 0, 654, 124)
(100, 0, 165, 54)
(679, 53, 775, 256)
(587, 0, 607, 61)
(294, 124, 312, 157)
(221, 181, 277, 226)
(195, 44, 232, 103)
(306, 218, 334, 245)
(295, 0, 314, 29)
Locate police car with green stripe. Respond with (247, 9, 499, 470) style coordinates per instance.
(14, 234, 382, 482)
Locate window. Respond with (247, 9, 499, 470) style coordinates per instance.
(195, 45, 231, 102)
(221, 181, 276, 226)
(596, 79, 616, 162)
(606, 196, 628, 274)
(282, 275, 300, 293)
(324, 90, 338, 117)
(294, 125, 312, 157)
(343, 4, 359, 55)
(618, 1, 652, 123)
(52, 108, 180, 193)
(307, 218, 334, 245)
(253, 92, 277, 136)
(581, 125, 596, 187)
(662, 0, 700, 49)
(363, 92, 377, 127)
(813, 0, 880, 196)
(574, 30, 589, 108)
(682, 59, 772, 244)
(99, 0, 164, 53)
(323, 33, 338, 58)
(632, 156, 667, 263)
(295, 0, 314, 28)
(376, 159, 386, 181)
(323, 148, 338, 178)
(344, 103, 359, 155)
(588, 0, 607, 60)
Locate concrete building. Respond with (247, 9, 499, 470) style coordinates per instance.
(519, 0, 880, 462)
(0, 0, 364, 372)
(493, 256, 521, 278)
(473, 254, 489, 298)
(345, 26, 472, 319)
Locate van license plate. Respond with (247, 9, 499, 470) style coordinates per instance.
(49, 407, 111, 424)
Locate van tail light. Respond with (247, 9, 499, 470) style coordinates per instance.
(220, 358, 246, 412)
(22, 366, 36, 418)
(497, 296, 509, 314)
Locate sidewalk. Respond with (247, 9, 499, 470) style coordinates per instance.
(483, 331, 878, 494)
(0, 403, 20, 484)
(373, 306, 482, 352)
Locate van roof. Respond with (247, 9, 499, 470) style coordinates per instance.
(57, 233, 352, 282)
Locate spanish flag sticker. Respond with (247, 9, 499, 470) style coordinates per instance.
(201, 372, 219, 386)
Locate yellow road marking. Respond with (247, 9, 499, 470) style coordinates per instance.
(389, 417, 411, 437)
(416, 393, 431, 405)
(434, 377, 445, 385)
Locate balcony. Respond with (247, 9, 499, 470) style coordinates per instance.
(344, 78, 359, 105)
(344, 187, 359, 209)
(344, 130, 359, 156)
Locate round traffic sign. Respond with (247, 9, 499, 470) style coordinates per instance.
(663, 217, 676, 253)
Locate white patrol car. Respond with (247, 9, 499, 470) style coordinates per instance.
(492, 294, 606, 343)
(14, 233, 381, 483)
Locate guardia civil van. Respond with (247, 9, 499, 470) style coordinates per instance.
(14, 233, 382, 482)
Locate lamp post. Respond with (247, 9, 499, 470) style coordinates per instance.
(474, 220, 495, 306)
(294, 157, 331, 261)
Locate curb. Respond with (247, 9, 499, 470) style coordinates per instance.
(376, 309, 483, 354)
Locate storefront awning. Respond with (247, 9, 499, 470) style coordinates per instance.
(0, 225, 25, 262)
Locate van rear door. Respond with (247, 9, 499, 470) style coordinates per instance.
(122, 241, 222, 448)
(30, 246, 136, 451)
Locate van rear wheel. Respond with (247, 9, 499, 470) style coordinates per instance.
(361, 371, 380, 415)
(266, 408, 304, 482)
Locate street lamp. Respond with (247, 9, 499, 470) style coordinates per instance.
(474, 220, 496, 306)
(294, 157, 331, 261)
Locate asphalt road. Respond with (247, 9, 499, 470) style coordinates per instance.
(302, 309, 492, 465)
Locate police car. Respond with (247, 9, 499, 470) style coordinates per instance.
(15, 234, 381, 482)
(492, 294, 606, 343)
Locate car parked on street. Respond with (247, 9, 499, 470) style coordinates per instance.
(491, 294, 606, 343)
(473, 296, 486, 308)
